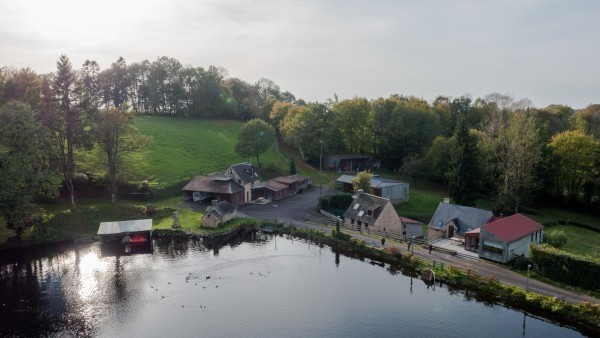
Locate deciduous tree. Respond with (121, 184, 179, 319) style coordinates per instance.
(95, 106, 149, 204)
(549, 130, 598, 202)
(235, 118, 275, 166)
(0, 101, 60, 228)
(352, 170, 373, 194)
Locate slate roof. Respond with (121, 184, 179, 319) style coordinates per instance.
(481, 213, 543, 243)
(427, 202, 493, 235)
(344, 193, 390, 224)
(336, 175, 407, 188)
(228, 163, 261, 184)
(207, 200, 236, 217)
(273, 174, 308, 185)
(182, 176, 244, 194)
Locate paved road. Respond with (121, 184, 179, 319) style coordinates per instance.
(200, 187, 598, 305)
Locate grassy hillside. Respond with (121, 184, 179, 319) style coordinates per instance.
(131, 116, 286, 186)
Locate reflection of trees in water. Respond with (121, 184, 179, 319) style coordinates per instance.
(201, 229, 268, 255)
(0, 242, 152, 337)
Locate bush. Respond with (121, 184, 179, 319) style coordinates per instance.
(319, 193, 353, 214)
(512, 256, 532, 270)
(387, 246, 400, 256)
(530, 244, 600, 291)
(544, 230, 567, 248)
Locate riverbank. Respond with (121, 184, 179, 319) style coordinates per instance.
(261, 221, 600, 335)
(2, 214, 598, 335)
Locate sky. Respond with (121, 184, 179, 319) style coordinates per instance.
(0, 0, 598, 109)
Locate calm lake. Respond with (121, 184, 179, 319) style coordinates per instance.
(0, 231, 587, 337)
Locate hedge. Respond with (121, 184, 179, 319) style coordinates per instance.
(530, 243, 600, 291)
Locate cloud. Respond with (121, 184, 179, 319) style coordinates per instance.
(0, 0, 598, 108)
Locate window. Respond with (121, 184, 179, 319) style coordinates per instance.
(367, 210, 372, 217)
(351, 219, 354, 225)
(365, 223, 368, 227)
(357, 221, 362, 226)
(482, 240, 503, 254)
(353, 203, 360, 210)
(357, 210, 364, 217)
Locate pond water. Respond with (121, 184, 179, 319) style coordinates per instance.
(0, 232, 588, 337)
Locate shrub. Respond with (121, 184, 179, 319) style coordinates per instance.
(387, 246, 400, 256)
(544, 230, 567, 248)
(512, 256, 532, 270)
(530, 244, 600, 291)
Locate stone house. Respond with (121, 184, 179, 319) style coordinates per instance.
(343, 190, 421, 237)
(202, 200, 237, 228)
(427, 202, 493, 241)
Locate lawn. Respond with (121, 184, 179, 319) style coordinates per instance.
(130, 116, 287, 187)
(544, 225, 600, 259)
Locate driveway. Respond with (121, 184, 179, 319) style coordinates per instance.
(237, 186, 332, 224)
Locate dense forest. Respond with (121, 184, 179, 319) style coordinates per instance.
(1, 55, 599, 231)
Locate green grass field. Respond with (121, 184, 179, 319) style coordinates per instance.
(544, 225, 600, 259)
(131, 116, 287, 186)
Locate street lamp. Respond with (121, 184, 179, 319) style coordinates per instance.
(526, 264, 532, 292)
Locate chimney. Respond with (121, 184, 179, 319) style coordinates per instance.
(212, 200, 219, 208)
(443, 197, 450, 204)
(352, 189, 364, 199)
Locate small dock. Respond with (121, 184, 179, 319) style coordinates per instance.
(97, 219, 153, 243)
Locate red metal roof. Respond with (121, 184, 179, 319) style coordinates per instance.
(482, 213, 543, 243)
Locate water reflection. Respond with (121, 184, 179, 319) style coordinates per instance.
(0, 233, 591, 337)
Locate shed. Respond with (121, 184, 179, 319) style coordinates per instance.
(98, 219, 153, 243)
(326, 154, 379, 172)
(336, 175, 409, 203)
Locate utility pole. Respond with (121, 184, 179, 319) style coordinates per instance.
(319, 140, 323, 202)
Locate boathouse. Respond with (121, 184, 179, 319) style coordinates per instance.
(97, 219, 153, 243)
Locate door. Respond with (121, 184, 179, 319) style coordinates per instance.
(448, 225, 455, 238)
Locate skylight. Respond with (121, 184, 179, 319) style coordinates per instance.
(357, 211, 364, 217)
(353, 203, 360, 210)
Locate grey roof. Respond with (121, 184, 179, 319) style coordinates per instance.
(208, 200, 236, 217)
(427, 202, 493, 234)
(337, 175, 407, 188)
(183, 176, 244, 194)
(228, 163, 261, 184)
(343, 193, 391, 224)
(98, 219, 152, 235)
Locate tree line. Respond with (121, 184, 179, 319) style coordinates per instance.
(1, 54, 599, 231)
(271, 94, 600, 214)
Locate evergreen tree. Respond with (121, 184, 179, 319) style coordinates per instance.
(447, 115, 480, 206)
(289, 159, 297, 175)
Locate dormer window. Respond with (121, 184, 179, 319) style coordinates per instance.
(367, 210, 373, 217)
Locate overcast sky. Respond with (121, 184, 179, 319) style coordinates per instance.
(0, 0, 598, 108)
